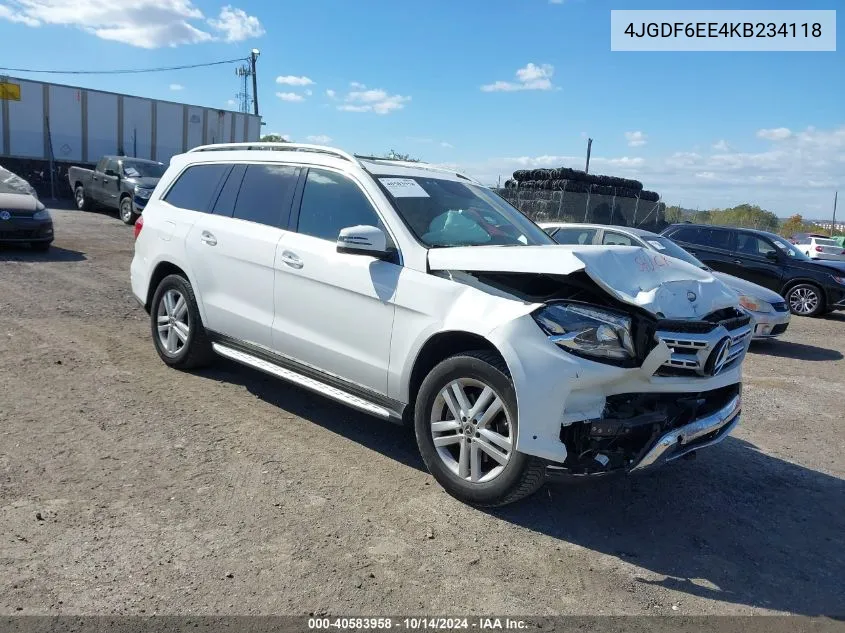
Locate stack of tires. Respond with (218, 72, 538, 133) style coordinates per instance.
(497, 166, 663, 231)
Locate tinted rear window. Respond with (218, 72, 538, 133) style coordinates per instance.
(667, 227, 701, 243)
(163, 164, 230, 212)
(232, 164, 299, 227)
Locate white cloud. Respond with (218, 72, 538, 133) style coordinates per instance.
(549, 0, 565, 3)
(712, 139, 730, 152)
(336, 84, 411, 115)
(625, 131, 647, 147)
(481, 63, 557, 92)
(276, 92, 304, 102)
(306, 135, 332, 144)
(326, 89, 336, 99)
(276, 75, 315, 86)
(169, 83, 184, 91)
(757, 127, 793, 141)
(226, 98, 237, 107)
(440, 142, 454, 148)
(0, 0, 261, 48)
(207, 5, 264, 42)
(305, 89, 313, 96)
(0, 4, 39, 26)
(454, 125, 845, 215)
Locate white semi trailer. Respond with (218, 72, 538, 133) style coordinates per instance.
(0, 76, 262, 195)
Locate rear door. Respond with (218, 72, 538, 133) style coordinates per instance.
(667, 226, 736, 271)
(729, 232, 784, 290)
(185, 162, 299, 349)
(100, 159, 122, 209)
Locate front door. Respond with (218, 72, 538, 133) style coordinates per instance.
(100, 159, 123, 208)
(271, 167, 398, 395)
(730, 232, 784, 291)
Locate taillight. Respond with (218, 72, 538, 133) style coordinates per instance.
(133, 214, 144, 240)
(815, 245, 824, 252)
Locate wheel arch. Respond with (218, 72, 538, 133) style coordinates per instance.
(781, 277, 827, 301)
(145, 261, 191, 313)
(403, 330, 510, 423)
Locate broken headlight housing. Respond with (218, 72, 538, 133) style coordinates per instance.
(533, 302, 635, 362)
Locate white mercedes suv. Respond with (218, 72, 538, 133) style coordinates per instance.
(131, 142, 750, 506)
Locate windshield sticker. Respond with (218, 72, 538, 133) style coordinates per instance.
(774, 241, 789, 250)
(380, 178, 430, 198)
(647, 240, 666, 251)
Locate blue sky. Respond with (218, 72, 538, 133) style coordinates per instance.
(0, 0, 842, 216)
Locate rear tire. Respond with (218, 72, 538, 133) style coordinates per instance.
(75, 186, 91, 211)
(150, 274, 214, 369)
(414, 350, 545, 507)
(786, 283, 825, 317)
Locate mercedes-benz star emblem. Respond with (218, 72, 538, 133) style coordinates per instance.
(0, 210, 10, 221)
(708, 337, 732, 377)
(687, 291, 697, 302)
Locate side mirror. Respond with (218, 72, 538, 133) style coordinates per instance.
(104, 168, 119, 178)
(765, 250, 779, 261)
(337, 225, 391, 258)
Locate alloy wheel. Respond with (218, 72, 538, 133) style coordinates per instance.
(789, 287, 819, 315)
(156, 289, 190, 354)
(429, 378, 512, 483)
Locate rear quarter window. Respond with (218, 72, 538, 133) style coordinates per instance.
(163, 164, 231, 213)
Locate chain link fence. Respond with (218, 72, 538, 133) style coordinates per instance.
(495, 186, 666, 233)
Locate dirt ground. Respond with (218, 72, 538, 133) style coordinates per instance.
(1, 208, 844, 617)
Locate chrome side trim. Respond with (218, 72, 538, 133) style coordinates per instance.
(630, 394, 741, 472)
(211, 343, 393, 420)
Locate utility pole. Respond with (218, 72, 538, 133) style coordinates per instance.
(585, 138, 593, 174)
(250, 49, 260, 117)
(833, 190, 839, 235)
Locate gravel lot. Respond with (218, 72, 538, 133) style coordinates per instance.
(1, 209, 844, 616)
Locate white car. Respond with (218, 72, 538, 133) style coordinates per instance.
(131, 143, 750, 507)
(540, 223, 791, 339)
(794, 236, 845, 262)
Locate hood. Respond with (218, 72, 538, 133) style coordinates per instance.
(124, 176, 160, 188)
(428, 244, 740, 319)
(807, 259, 845, 274)
(0, 191, 37, 211)
(711, 271, 785, 303)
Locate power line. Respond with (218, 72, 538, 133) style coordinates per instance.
(0, 57, 248, 76)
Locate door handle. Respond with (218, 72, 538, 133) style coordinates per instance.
(280, 250, 303, 269)
(733, 259, 742, 265)
(200, 231, 217, 246)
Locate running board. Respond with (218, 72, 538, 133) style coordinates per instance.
(211, 343, 396, 420)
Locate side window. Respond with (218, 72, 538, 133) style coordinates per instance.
(668, 227, 702, 244)
(163, 164, 230, 212)
(602, 231, 634, 246)
(231, 164, 299, 227)
(297, 168, 383, 242)
(553, 227, 597, 245)
(95, 158, 107, 173)
(211, 165, 247, 217)
(105, 159, 120, 175)
(702, 228, 735, 251)
(542, 227, 558, 237)
(736, 233, 777, 257)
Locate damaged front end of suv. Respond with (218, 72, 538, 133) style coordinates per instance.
(428, 244, 751, 478)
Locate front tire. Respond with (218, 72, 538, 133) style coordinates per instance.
(786, 283, 825, 317)
(150, 274, 214, 369)
(119, 197, 138, 225)
(414, 351, 545, 507)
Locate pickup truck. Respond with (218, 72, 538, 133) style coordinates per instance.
(68, 156, 165, 225)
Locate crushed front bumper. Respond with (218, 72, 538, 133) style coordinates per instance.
(629, 393, 741, 471)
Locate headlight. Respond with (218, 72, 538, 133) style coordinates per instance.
(832, 276, 845, 285)
(533, 302, 635, 362)
(33, 208, 51, 220)
(738, 295, 774, 313)
(134, 186, 153, 199)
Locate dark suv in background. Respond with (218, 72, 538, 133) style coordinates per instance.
(662, 224, 845, 317)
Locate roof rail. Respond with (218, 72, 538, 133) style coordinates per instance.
(187, 142, 358, 164)
(354, 155, 480, 184)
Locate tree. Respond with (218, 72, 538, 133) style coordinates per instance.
(709, 204, 779, 232)
(260, 134, 288, 142)
(778, 213, 830, 238)
(383, 149, 420, 162)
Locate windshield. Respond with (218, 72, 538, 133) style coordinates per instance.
(123, 161, 165, 179)
(0, 167, 35, 196)
(378, 176, 554, 248)
(644, 235, 707, 269)
(769, 234, 811, 260)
